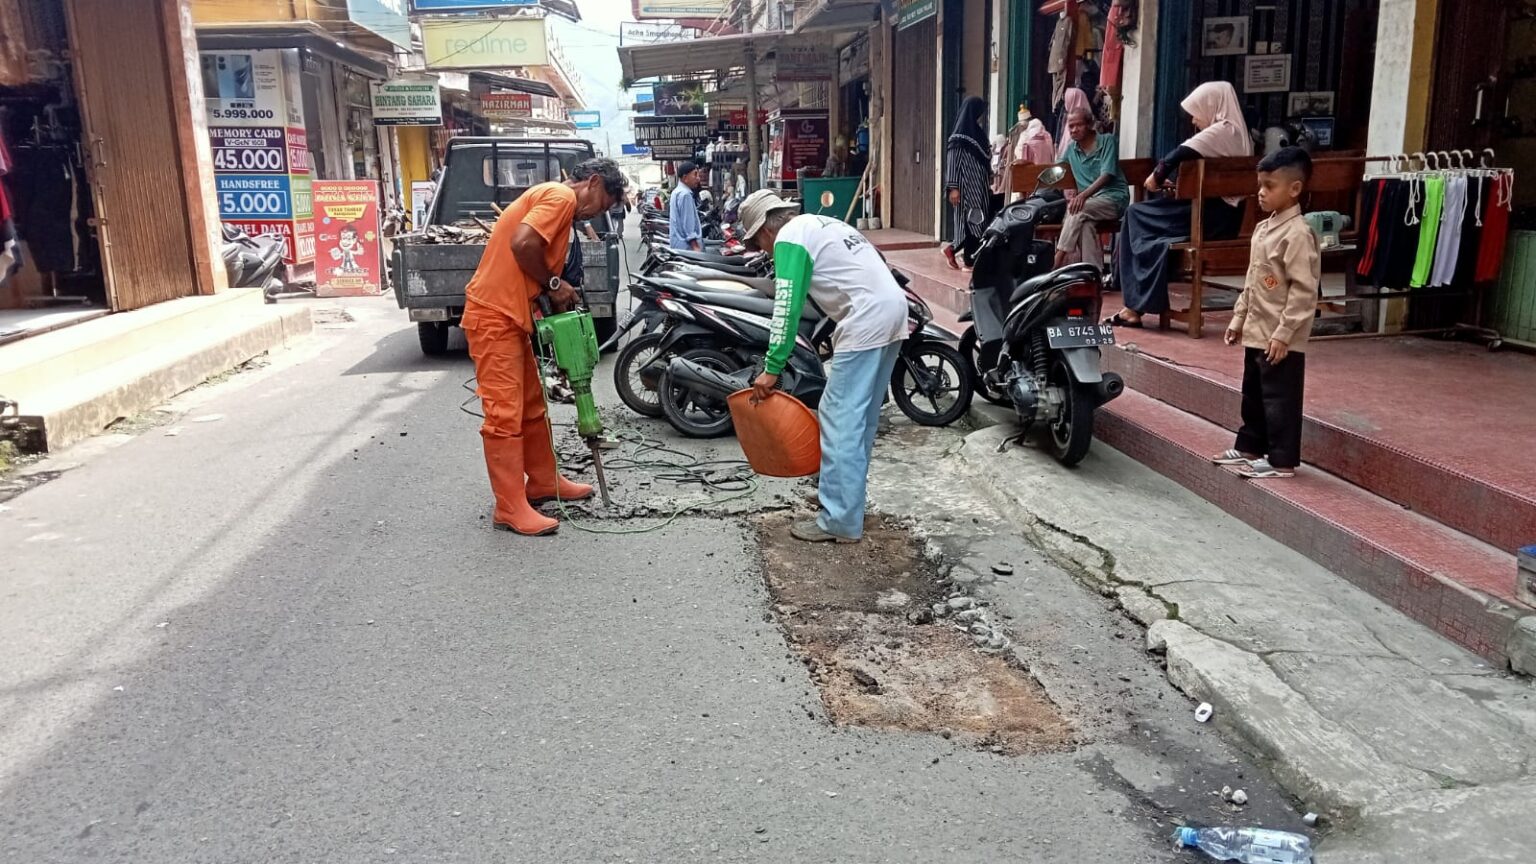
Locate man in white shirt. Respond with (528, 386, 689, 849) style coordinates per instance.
(744, 191, 909, 543)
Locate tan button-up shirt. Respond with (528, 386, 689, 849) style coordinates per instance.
(1230, 204, 1321, 352)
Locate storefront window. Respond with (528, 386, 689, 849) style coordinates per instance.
(343, 70, 378, 180)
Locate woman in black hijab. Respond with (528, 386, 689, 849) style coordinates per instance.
(943, 96, 993, 270)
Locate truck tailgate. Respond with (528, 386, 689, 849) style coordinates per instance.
(393, 242, 484, 307)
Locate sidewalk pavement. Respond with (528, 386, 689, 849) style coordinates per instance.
(955, 423, 1536, 861)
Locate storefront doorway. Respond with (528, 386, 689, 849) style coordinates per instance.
(890, 15, 939, 236)
(1, 0, 213, 342)
(1429, 0, 1532, 210)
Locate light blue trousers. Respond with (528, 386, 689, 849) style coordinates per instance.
(817, 342, 903, 539)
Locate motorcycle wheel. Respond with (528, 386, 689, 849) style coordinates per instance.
(958, 327, 1009, 406)
(614, 331, 667, 418)
(890, 340, 974, 427)
(659, 347, 739, 438)
(1045, 357, 1095, 467)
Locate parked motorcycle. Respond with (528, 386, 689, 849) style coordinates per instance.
(606, 273, 771, 419)
(959, 166, 1124, 466)
(220, 224, 289, 302)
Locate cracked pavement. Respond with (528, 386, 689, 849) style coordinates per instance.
(956, 423, 1536, 860)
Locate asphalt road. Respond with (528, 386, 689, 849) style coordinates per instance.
(0, 241, 1299, 861)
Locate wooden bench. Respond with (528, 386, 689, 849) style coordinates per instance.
(1164, 155, 1367, 338)
(1008, 158, 1156, 245)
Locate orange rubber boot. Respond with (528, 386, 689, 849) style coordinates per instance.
(483, 436, 558, 536)
(523, 417, 594, 505)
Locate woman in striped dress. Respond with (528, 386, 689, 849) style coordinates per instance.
(942, 97, 994, 270)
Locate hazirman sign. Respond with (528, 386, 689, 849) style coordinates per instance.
(421, 18, 549, 70)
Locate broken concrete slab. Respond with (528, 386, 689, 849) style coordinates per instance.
(1150, 619, 1437, 817)
(1318, 777, 1536, 864)
(1509, 616, 1536, 677)
(1262, 653, 1532, 788)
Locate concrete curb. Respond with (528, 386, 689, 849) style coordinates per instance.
(21, 304, 313, 451)
(1147, 620, 1435, 819)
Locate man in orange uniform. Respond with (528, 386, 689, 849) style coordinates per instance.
(462, 158, 624, 536)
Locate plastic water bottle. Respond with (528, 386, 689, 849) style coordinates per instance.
(1173, 826, 1313, 863)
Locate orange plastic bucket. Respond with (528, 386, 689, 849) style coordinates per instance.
(726, 390, 821, 477)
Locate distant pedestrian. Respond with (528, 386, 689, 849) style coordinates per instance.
(669, 160, 703, 251)
(942, 96, 994, 270)
(1211, 147, 1319, 480)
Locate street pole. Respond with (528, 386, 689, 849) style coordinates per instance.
(746, 47, 761, 193)
(742, 0, 761, 192)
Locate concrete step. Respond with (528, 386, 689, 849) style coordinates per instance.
(1097, 389, 1530, 666)
(0, 290, 312, 451)
(1103, 345, 1536, 555)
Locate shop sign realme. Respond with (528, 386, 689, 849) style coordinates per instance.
(422, 19, 549, 70)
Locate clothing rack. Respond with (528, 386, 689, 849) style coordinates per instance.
(1347, 148, 1513, 346)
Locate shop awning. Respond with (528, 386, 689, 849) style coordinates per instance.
(469, 72, 559, 99)
(619, 31, 785, 81)
(791, 0, 880, 33)
(195, 24, 392, 79)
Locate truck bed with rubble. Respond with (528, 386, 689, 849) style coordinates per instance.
(391, 137, 619, 355)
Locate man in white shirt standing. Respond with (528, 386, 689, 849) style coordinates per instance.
(744, 190, 909, 544)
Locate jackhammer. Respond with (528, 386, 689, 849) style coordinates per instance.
(534, 309, 612, 507)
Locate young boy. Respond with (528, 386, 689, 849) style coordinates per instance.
(1211, 147, 1320, 479)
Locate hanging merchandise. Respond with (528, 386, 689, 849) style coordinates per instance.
(0, 130, 19, 286)
(1474, 171, 1514, 283)
(1048, 11, 1074, 110)
(1356, 152, 1516, 291)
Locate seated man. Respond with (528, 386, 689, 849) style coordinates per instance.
(1056, 106, 1130, 271)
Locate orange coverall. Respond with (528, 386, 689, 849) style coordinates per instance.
(461, 183, 588, 535)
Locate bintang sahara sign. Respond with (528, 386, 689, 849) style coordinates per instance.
(633, 116, 709, 160)
(369, 80, 442, 126)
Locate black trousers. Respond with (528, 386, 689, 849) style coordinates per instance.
(1234, 348, 1306, 470)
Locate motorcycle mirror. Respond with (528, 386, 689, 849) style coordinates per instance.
(1035, 165, 1067, 191)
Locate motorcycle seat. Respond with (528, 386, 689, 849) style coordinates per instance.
(697, 291, 825, 324)
(686, 274, 776, 297)
(667, 248, 749, 266)
(1009, 263, 1101, 304)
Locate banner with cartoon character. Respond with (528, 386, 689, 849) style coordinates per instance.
(313, 180, 382, 297)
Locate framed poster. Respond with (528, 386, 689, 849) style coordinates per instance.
(1300, 117, 1335, 148)
(313, 181, 383, 297)
(1203, 17, 1250, 56)
(1287, 91, 1336, 117)
(1244, 55, 1292, 94)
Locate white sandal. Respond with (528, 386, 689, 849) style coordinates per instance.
(1239, 458, 1296, 479)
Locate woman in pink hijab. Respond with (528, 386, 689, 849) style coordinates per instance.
(1055, 88, 1092, 160)
(1110, 81, 1254, 327)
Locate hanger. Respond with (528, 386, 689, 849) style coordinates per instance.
(1480, 148, 1496, 169)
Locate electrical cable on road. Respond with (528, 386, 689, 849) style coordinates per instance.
(459, 371, 761, 535)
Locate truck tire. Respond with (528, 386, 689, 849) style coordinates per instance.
(594, 315, 618, 353)
(418, 321, 450, 356)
